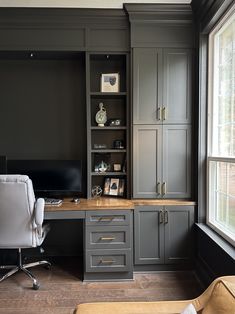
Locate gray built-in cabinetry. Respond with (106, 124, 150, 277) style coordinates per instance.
(128, 3, 194, 200)
(133, 48, 192, 199)
(86, 53, 130, 198)
(134, 205, 194, 265)
(84, 210, 133, 280)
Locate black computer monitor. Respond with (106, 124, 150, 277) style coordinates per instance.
(0, 156, 7, 174)
(7, 159, 82, 197)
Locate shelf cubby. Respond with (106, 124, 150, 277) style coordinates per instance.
(87, 52, 129, 198)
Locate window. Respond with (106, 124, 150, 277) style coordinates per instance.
(208, 5, 235, 246)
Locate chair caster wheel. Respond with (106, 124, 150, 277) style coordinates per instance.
(44, 264, 51, 270)
(33, 283, 40, 290)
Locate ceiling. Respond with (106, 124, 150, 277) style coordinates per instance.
(0, 0, 191, 9)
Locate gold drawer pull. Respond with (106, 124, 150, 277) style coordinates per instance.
(159, 209, 164, 224)
(162, 182, 166, 196)
(157, 182, 161, 195)
(162, 107, 166, 120)
(164, 210, 169, 224)
(99, 216, 114, 222)
(100, 237, 115, 241)
(100, 259, 114, 264)
(157, 107, 162, 120)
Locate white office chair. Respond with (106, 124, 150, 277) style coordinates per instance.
(0, 175, 50, 290)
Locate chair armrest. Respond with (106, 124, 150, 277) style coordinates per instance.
(34, 198, 45, 231)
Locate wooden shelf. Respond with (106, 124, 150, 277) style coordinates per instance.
(90, 92, 126, 97)
(91, 172, 127, 176)
(91, 149, 126, 153)
(91, 126, 127, 130)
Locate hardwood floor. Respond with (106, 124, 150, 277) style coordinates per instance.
(0, 257, 203, 314)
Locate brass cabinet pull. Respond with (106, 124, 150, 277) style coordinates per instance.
(100, 237, 115, 241)
(162, 182, 166, 195)
(164, 210, 168, 224)
(162, 107, 166, 120)
(99, 216, 114, 222)
(100, 259, 114, 264)
(157, 107, 162, 121)
(157, 182, 161, 195)
(159, 210, 164, 224)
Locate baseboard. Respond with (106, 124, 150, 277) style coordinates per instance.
(195, 255, 216, 287)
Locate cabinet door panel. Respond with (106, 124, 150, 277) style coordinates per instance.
(164, 206, 194, 264)
(133, 48, 162, 124)
(134, 206, 164, 265)
(163, 125, 191, 198)
(133, 125, 162, 198)
(163, 49, 192, 124)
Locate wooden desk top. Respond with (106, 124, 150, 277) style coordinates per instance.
(132, 199, 197, 206)
(45, 197, 196, 213)
(45, 197, 135, 212)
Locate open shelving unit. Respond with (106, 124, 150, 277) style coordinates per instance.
(86, 52, 129, 198)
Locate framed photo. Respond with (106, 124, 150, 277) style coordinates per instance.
(103, 178, 125, 197)
(101, 73, 120, 93)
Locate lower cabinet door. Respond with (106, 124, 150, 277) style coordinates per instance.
(164, 206, 194, 264)
(85, 249, 131, 273)
(134, 206, 164, 265)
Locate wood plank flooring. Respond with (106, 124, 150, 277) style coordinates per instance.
(0, 257, 203, 314)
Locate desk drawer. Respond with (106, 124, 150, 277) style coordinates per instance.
(86, 210, 130, 226)
(86, 225, 130, 249)
(85, 249, 131, 273)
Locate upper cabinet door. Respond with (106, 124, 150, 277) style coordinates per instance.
(133, 48, 163, 124)
(133, 48, 192, 125)
(163, 49, 192, 124)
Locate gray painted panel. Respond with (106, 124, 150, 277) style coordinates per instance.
(44, 210, 85, 220)
(163, 49, 192, 124)
(133, 125, 162, 198)
(0, 29, 86, 51)
(163, 125, 191, 198)
(86, 225, 130, 249)
(133, 48, 162, 124)
(89, 28, 129, 50)
(134, 206, 164, 264)
(131, 24, 194, 48)
(164, 206, 194, 263)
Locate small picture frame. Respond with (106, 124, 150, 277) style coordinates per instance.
(103, 178, 125, 197)
(101, 73, 120, 93)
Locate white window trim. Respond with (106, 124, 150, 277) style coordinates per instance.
(207, 3, 235, 247)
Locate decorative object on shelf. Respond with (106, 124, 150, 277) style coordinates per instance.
(93, 144, 107, 149)
(95, 102, 107, 127)
(103, 177, 125, 197)
(98, 161, 108, 173)
(113, 163, 121, 172)
(91, 185, 102, 198)
(113, 139, 124, 149)
(101, 73, 120, 93)
(94, 153, 111, 173)
(108, 119, 121, 126)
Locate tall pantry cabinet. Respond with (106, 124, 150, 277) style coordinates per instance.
(133, 48, 192, 199)
(126, 4, 195, 200)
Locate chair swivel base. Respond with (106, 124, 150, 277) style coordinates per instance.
(0, 248, 51, 290)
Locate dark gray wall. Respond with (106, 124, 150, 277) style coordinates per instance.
(0, 55, 86, 161)
(192, 0, 235, 285)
